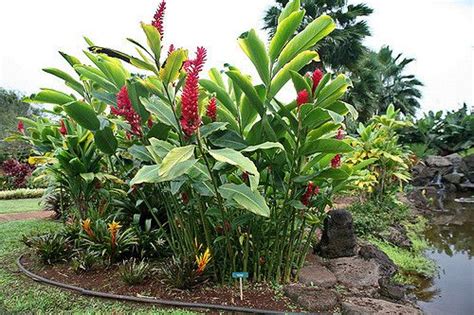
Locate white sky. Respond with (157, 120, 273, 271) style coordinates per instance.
(0, 0, 472, 115)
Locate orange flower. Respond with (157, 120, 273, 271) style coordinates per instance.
(108, 221, 122, 248)
(195, 247, 211, 274)
(81, 218, 94, 238)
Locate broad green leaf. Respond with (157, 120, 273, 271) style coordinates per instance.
(200, 79, 238, 116)
(64, 101, 100, 131)
(147, 138, 175, 162)
(238, 29, 270, 85)
(141, 23, 161, 63)
(141, 96, 179, 131)
(241, 142, 285, 152)
(302, 107, 344, 129)
(94, 126, 117, 154)
(219, 184, 270, 218)
(290, 70, 311, 94)
(300, 139, 353, 156)
(147, 122, 171, 140)
(276, 15, 335, 72)
(226, 70, 264, 116)
(318, 168, 350, 180)
(209, 148, 259, 188)
(129, 145, 154, 162)
(160, 49, 187, 84)
(130, 165, 161, 186)
(269, 51, 319, 98)
(80, 172, 95, 183)
(43, 68, 84, 95)
(159, 145, 195, 177)
(209, 68, 226, 89)
(209, 130, 248, 150)
(306, 122, 340, 142)
(240, 93, 259, 131)
(74, 65, 118, 92)
(25, 89, 75, 105)
(200, 122, 228, 138)
(278, 0, 301, 23)
(352, 158, 377, 172)
(316, 74, 351, 108)
(160, 159, 198, 182)
(127, 79, 149, 122)
(269, 10, 305, 63)
(216, 106, 240, 132)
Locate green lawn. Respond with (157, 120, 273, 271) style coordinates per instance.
(0, 219, 194, 314)
(0, 198, 42, 214)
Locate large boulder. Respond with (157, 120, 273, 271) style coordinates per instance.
(463, 154, 474, 182)
(359, 243, 398, 277)
(284, 285, 339, 312)
(425, 155, 452, 168)
(315, 209, 357, 258)
(341, 297, 422, 314)
(327, 256, 381, 292)
(445, 153, 468, 173)
(298, 257, 337, 288)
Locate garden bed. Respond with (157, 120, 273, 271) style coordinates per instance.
(19, 253, 299, 313)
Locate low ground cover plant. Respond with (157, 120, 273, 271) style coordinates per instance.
(0, 188, 45, 200)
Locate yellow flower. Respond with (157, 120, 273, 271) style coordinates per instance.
(195, 247, 211, 274)
(81, 218, 94, 238)
(107, 221, 122, 248)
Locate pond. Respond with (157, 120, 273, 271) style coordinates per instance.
(416, 193, 474, 315)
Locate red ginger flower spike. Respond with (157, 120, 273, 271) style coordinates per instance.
(59, 120, 67, 135)
(17, 121, 25, 134)
(147, 117, 153, 129)
(313, 185, 320, 195)
(206, 97, 217, 122)
(112, 86, 142, 137)
(152, 0, 166, 39)
(301, 182, 315, 206)
(296, 90, 309, 107)
(167, 44, 175, 56)
(312, 69, 324, 93)
(336, 128, 344, 140)
(180, 47, 207, 136)
(331, 154, 342, 168)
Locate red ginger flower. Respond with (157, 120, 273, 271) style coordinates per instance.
(59, 120, 67, 135)
(112, 86, 142, 137)
(147, 117, 153, 129)
(206, 97, 217, 122)
(336, 128, 344, 140)
(296, 89, 309, 107)
(312, 69, 324, 93)
(301, 181, 316, 206)
(331, 154, 341, 168)
(152, 0, 166, 39)
(180, 47, 207, 136)
(168, 44, 175, 56)
(17, 121, 24, 134)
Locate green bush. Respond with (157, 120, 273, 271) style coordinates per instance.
(0, 188, 45, 200)
(119, 258, 150, 285)
(22, 232, 72, 264)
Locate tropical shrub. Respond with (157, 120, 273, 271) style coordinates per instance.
(22, 232, 72, 264)
(399, 104, 474, 156)
(0, 158, 34, 189)
(346, 105, 413, 200)
(0, 188, 45, 200)
(119, 258, 150, 285)
(71, 250, 99, 273)
(15, 0, 366, 284)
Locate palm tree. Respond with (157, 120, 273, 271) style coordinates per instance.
(263, 0, 373, 72)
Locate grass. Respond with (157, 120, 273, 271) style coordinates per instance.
(0, 219, 195, 314)
(0, 198, 43, 214)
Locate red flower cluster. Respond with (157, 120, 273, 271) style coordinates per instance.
(296, 90, 309, 107)
(111, 86, 142, 137)
(167, 44, 175, 56)
(152, 0, 166, 38)
(17, 121, 24, 134)
(312, 69, 324, 92)
(1, 159, 34, 188)
(336, 128, 344, 140)
(180, 47, 207, 136)
(301, 181, 319, 206)
(206, 97, 217, 122)
(331, 154, 341, 168)
(59, 120, 67, 136)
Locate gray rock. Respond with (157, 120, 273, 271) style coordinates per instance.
(443, 172, 464, 184)
(315, 209, 357, 258)
(425, 155, 452, 168)
(384, 226, 412, 249)
(341, 297, 422, 314)
(359, 244, 398, 277)
(378, 277, 406, 301)
(328, 256, 381, 289)
(445, 153, 468, 173)
(284, 285, 338, 312)
(298, 259, 337, 288)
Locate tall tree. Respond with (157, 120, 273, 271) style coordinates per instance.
(263, 0, 373, 72)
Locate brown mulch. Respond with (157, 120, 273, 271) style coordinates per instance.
(0, 211, 55, 223)
(21, 254, 300, 313)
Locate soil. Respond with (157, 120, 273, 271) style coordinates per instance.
(0, 210, 54, 223)
(21, 254, 300, 313)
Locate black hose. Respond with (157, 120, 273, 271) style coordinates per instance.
(16, 255, 286, 314)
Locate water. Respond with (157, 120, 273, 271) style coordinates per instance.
(416, 193, 474, 315)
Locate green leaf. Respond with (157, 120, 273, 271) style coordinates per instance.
(209, 68, 226, 89)
(141, 23, 161, 63)
(226, 70, 264, 116)
(94, 126, 117, 154)
(200, 79, 238, 116)
(219, 184, 270, 217)
(200, 122, 228, 138)
(130, 165, 161, 186)
(80, 172, 95, 183)
(160, 49, 187, 84)
(26, 89, 75, 105)
(301, 139, 353, 156)
(127, 79, 149, 122)
(141, 96, 179, 131)
(278, 0, 301, 23)
(352, 158, 377, 172)
(269, 51, 319, 98)
(209, 148, 259, 188)
(160, 159, 198, 182)
(290, 70, 311, 94)
(269, 10, 305, 63)
(147, 138, 175, 162)
(129, 145, 154, 162)
(209, 130, 248, 150)
(302, 107, 344, 129)
(316, 74, 351, 108)
(276, 15, 335, 72)
(238, 29, 270, 85)
(318, 168, 350, 180)
(43, 68, 84, 95)
(147, 122, 171, 140)
(64, 101, 100, 131)
(241, 142, 285, 153)
(159, 145, 195, 177)
(74, 65, 118, 92)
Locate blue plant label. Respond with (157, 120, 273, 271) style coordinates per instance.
(232, 271, 249, 279)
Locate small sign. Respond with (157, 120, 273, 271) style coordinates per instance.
(232, 272, 249, 279)
(232, 272, 249, 301)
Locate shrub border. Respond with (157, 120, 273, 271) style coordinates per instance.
(16, 255, 281, 314)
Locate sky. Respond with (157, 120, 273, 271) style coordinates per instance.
(0, 0, 472, 115)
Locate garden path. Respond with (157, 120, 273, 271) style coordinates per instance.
(0, 210, 54, 223)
